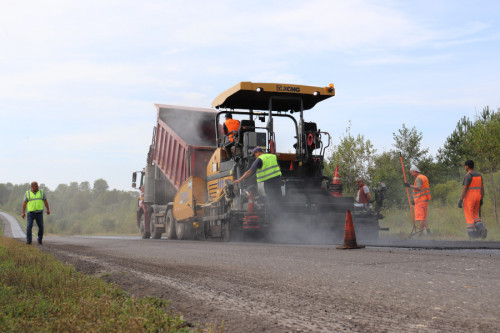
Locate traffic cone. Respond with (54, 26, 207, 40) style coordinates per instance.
(330, 165, 343, 197)
(332, 165, 341, 184)
(247, 191, 254, 212)
(289, 161, 294, 171)
(243, 191, 259, 229)
(337, 210, 365, 249)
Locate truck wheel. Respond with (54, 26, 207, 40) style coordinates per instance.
(139, 212, 151, 239)
(175, 219, 194, 240)
(165, 209, 177, 240)
(150, 216, 162, 239)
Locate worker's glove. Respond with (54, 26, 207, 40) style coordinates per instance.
(458, 199, 463, 208)
(480, 199, 483, 206)
(404, 182, 410, 188)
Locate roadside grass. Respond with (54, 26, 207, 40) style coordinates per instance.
(0, 236, 223, 333)
(380, 204, 498, 241)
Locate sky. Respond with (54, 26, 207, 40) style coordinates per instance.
(1, 0, 499, 191)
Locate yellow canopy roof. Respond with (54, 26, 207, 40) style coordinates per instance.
(211, 81, 335, 111)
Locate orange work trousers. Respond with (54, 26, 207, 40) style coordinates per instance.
(464, 193, 481, 228)
(414, 201, 429, 230)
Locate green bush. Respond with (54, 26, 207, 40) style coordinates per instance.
(432, 180, 462, 206)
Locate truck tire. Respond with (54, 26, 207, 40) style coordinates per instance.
(165, 209, 177, 240)
(150, 216, 162, 239)
(175, 219, 194, 240)
(139, 212, 151, 239)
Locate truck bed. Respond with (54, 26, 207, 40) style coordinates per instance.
(152, 104, 218, 199)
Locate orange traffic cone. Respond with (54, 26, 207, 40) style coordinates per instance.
(289, 161, 294, 171)
(243, 191, 259, 229)
(247, 191, 254, 212)
(330, 165, 343, 197)
(332, 166, 341, 184)
(337, 210, 365, 249)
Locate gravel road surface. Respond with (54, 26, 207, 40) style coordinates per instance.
(2, 212, 500, 332)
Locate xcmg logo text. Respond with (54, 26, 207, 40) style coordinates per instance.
(276, 85, 300, 92)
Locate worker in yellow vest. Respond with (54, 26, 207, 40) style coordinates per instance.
(21, 181, 50, 245)
(233, 147, 282, 220)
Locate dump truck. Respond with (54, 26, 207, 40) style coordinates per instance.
(132, 82, 385, 242)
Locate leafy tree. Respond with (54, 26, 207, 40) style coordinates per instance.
(432, 180, 462, 206)
(436, 116, 473, 179)
(0, 183, 13, 205)
(68, 192, 91, 213)
(93, 179, 109, 197)
(6, 183, 29, 213)
(392, 123, 429, 168)
(325, 121, 376, 194)
(79, 181, 91, 192)
(369, 151, 406, 208)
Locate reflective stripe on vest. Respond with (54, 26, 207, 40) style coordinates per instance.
(413, 175, 431, 203)
(256, 154, 282, 183)
(225, 119, 240, 142)
(26, 189, 44, 212)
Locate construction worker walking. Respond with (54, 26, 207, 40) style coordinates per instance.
(21, 181, 50, 245)
(404, 165, 431, 235)
(458, 160, 487, 239)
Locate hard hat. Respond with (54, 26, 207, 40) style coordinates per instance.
(410, 165, 421, 173)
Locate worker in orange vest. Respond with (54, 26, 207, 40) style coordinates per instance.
(355, 176, 372, 208)
(458, 160, 487, 239)
(223, 113, 240, 158)
(404, 165, 431, 235)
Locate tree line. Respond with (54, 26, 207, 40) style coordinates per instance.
(0, 179, 139, 235)
(324, 106, 500, 224)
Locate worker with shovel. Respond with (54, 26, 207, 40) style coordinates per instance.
(404, 165, 431, 236)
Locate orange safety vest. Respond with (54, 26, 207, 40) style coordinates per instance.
(225, 119, 240, 142)
(464, 174, 482, 200)
(357, 186, 370, 204)
(413, 175, 431, 203)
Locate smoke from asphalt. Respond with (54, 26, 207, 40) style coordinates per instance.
(158, 106, 219, 148)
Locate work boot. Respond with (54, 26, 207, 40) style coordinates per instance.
(474, 222, 487, 239)
(481, 228, 488, 239)
(467, 230, 476, 239)
(426, 229, 431, 235)
(38, 239, 42, 245)
(26, 240, 32, 245)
